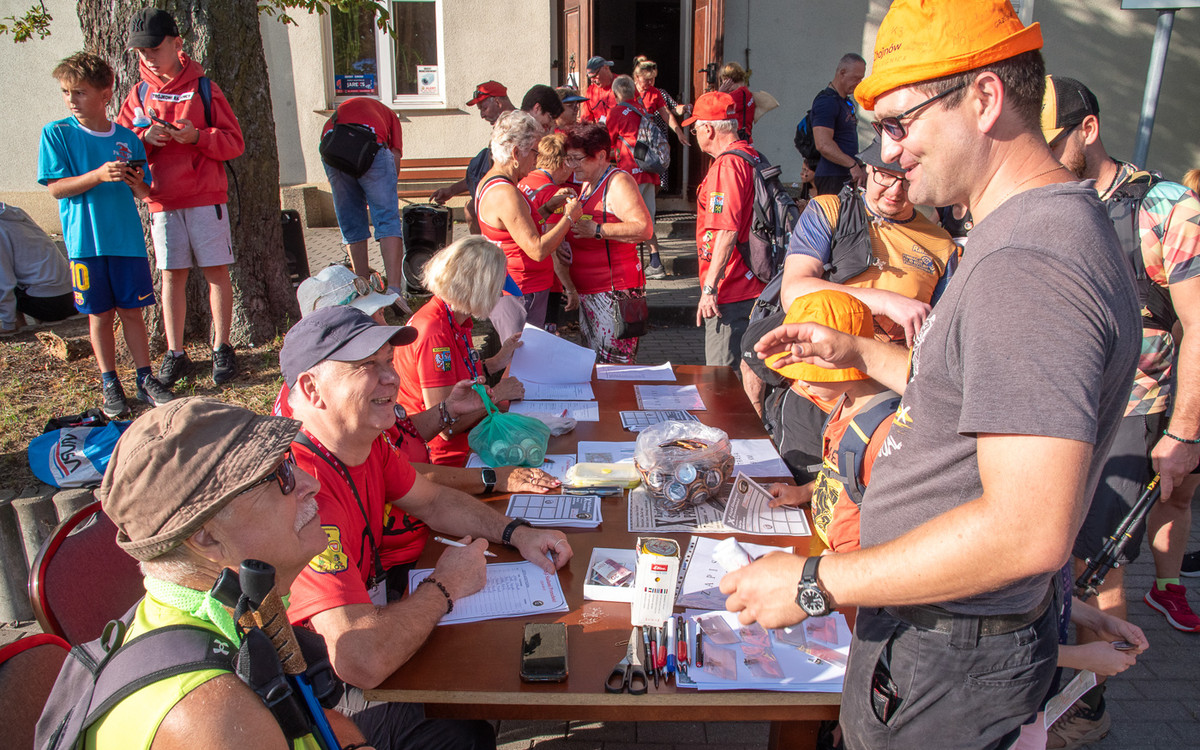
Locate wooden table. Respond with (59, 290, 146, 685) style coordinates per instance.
(367, 366, 837, 748)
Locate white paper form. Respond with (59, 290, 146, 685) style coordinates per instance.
(522, 381, 596, 401)
(576, 441, 638, 464)
(679, 609, 849, 692)
(635, 384, 706, 411)
(730, 439, 790, 477)
(675, 536, 794, 610)
(627, 485, 732, 533)
(505, 493, 603, 528)
(466, 453, 577, 482)
(508, 400, 599, 422)
(409, 561, 568, 625)
(620, 410, 701, 432)
(510, 324, 595, 384)
(723, 473, 811, 536)
(596, 362, 677, 381)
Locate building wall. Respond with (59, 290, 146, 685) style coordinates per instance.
(722, 0, 1200, 185)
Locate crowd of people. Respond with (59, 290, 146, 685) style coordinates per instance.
(8, 1, 1200, 749)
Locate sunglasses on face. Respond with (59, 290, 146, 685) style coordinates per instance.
(240, 453, 297, 497)
(871, 82, 968, 141)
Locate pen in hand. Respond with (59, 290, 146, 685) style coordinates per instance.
(433, 535, 498, 558)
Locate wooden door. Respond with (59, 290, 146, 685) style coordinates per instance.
(689, 0, 724, 194)
(558, 0, 592, 88)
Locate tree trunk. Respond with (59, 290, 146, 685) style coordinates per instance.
(78, 0, 299, 348)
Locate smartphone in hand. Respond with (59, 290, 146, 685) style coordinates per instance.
(150, 115, 179, 131)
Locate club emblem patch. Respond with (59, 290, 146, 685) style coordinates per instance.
(709, 192, 725, 214)
(309, 526, 349, 573)
(433, 347, 451, 372)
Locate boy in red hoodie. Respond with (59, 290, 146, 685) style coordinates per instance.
(117, 8, 245, 386)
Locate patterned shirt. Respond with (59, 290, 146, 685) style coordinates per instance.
(1104, 161, 1200, 416)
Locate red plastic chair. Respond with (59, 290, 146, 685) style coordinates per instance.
(28, 501, 145, 645)
(0, 633, 71, 749)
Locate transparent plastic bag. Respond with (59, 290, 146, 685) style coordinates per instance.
(466, 384, 551, 467)
(634, 420, 734, 511)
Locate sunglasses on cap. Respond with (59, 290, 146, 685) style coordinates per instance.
(871, 82, 967, 141)
(238, 453, 297, 497)
(1047, 123, 1079, 151)
(318, 271, 386, 307)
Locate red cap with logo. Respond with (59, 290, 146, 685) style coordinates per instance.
(681, 91, 737, 127)
(467, 81, 508, 107)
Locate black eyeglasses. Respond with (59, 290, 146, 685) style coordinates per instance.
(871, 82, 968, 141)
(871, 169, 908, 189)
(239, 454, 296, 497)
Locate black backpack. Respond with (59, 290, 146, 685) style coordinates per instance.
(320, 109, 383, 179)
(793, 89, 838, 164)
(722, 149, 800, 284)
(1105, 171, 1176, 332)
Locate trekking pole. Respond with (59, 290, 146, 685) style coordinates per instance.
(1074, 474, 1161, 602)
(238, 559, 341, 750)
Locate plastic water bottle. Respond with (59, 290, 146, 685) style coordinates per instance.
(520, 438, 544, 466)
(131, 107, 152, 129)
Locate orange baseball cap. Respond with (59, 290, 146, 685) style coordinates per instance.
(681, 91, 737, 127)
(765, 290, 874, 383)
(855, 0, 1043, 112)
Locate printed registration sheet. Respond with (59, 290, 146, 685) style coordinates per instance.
(466, 453, 577, 482)
(675, 536, 795, 610)
(521, 381, 596, 401)
(619, 410, 701, 432)
(505, 493, 603, 528)
(730, 439, 790, 477)
(596, 362, 677, 381)
(510, 324, 595, 384)
(575, 441, 638, 464)
(723, 473, 811, 536)
(508, 400, 599, 421)
(409, 561, 568, 625)
(634, 384, 706, 411)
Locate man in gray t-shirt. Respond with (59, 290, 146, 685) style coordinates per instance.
(720, 2, 1140, 748)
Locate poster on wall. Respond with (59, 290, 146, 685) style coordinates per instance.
(336, 74, 377, 96)
(417, 65, 439, 95)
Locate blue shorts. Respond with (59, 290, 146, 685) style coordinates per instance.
(324, 148, 402, 245)
(70, 256, 155, 315)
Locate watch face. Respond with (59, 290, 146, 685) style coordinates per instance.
(799, 586, 828, 616)
(482, 468, 497, 484)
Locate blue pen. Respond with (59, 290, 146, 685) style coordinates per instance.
(666, 616, 677, 675)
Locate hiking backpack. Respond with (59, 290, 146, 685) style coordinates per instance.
(1105, 171, 1177, 333)
(747, 182, 870, 323)
(793, 89, 838, 164)
(723, 149, 799, 284)
(619, 107, 670, 176)
(819, 390, 902, 507)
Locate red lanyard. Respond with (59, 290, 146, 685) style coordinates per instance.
(440, 299, 479, 379)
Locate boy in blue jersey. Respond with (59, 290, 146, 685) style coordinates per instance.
(38, 52, 174, 417)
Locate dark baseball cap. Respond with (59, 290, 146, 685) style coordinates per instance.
(858, 138, 902, 172)
(1041, 75, 1100, 144)
(556, 86, 587, 104)
(279, 305, 417, 387)
(128, 8, 180, 49)
(99, 397, 301, 561)
(586, 56, 613, 75)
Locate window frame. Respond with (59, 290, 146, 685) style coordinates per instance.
(326, 0, 447, 110)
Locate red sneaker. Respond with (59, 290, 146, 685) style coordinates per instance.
(1145, 583, 1200, 632)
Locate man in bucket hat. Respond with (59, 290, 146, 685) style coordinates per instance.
(723, 2, 1140, 747)
(279, 306, 568, 748)
(80, 397, 371, 748)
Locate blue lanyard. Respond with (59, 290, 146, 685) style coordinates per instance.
(440, 299, 479, 379)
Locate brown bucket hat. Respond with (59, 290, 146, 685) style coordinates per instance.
(97, 397, 301, 561)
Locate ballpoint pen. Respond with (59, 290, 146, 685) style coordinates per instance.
(696, 628, 705, 668)
(433, 535, 498, 557)
(666, 616, 677, 677)
(676, 615, 688, 675)
(655, 625, 667, 683)
(642, 626, 655, 687)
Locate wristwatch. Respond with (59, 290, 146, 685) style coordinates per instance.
(502, 517, 531, 546)
(702, 284, 717, 296)
(796, 556, 833, 617)
(481, 467, 497, 494)
(594, 224, 603, 240)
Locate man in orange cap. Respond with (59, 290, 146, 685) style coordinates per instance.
(722, 1, 1142, 747)
(686, 90, 768, 367)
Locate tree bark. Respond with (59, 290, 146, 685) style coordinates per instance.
(78, 0, 300, 348)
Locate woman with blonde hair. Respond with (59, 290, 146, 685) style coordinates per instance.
(393, 236, 525, 466)
(718, 61, 755, 140)
(477, 111, 583, 331)
(519, 133, 581, 331)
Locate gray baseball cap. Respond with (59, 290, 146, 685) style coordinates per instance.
(279, 306, 416, 387)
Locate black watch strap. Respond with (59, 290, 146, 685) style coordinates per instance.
(502, 517, 531, 546)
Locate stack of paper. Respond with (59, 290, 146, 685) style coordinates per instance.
(619, 410, 700, 432)
(509, 325, 600, 421)
(675, 536, 795, 610)
(508, 400, 599, 421)
(467, 453, 577, 482)
(505, 493, 603, 528)
(634, 384, 706, 411)
(409, 561, 569, 624)
(730, 439, 790, 477)
(575, 441, 638, 464)
(596, 362, 677, 381)
(679, 609, 850, 692)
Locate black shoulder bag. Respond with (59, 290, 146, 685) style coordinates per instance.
(319, 110, 382, 179)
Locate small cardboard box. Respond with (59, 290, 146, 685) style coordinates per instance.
(630, 537, 680, 627)
(583, 547, 638, 603)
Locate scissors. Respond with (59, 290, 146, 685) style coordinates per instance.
(605, 627, 649, 695)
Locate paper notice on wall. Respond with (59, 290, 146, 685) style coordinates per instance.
(417, 65, 438, 95)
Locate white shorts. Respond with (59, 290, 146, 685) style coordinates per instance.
(150, 204, 234, 270)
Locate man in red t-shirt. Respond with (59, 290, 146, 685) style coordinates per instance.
(685, 91, 767, 367)
(278, 307, 573, 729)
(579, 56, 617, 124)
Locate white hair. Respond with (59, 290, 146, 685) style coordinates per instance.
(422, 236, 508, 318)
(612, 74, 636, 102)
(490, 110, 541, 165)
(699, 119, 738, 135)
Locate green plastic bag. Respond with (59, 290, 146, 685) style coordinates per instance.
(467, 384, 551, 467)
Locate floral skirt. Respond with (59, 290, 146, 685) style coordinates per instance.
(578, 287, 645, 364)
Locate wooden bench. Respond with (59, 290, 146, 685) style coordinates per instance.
(397, 156, 471, 199)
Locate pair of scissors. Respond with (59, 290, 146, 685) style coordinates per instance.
(605, 627, 649, 695)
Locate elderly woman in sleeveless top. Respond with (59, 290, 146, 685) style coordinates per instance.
(476, 111, 583, 331)
(564, 124, 653, 363)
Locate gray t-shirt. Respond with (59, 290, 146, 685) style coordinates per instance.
(860, 182, 1140, 616)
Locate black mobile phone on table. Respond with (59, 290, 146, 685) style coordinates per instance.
(520, 622, 568, 682)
